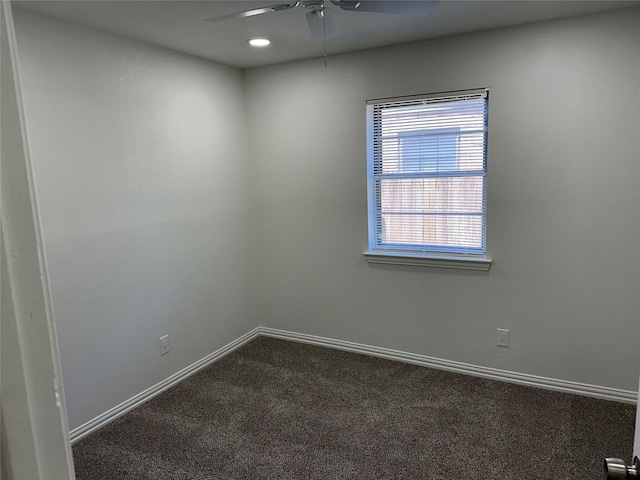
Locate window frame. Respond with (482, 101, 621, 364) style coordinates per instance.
(365, 88, 492, 271)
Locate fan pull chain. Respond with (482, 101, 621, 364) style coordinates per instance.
(323, 5, 327, 66)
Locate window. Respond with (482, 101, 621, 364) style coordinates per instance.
(365, 89, 490, 269)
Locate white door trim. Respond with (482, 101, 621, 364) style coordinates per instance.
(1, 1, 75, 477)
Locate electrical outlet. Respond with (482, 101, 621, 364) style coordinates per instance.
(159, 335, 169, 356)
(497, 328, 509, 347)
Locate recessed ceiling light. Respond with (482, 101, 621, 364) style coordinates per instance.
(248, 38, 270, 47)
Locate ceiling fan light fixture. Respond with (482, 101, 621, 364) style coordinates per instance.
(247, 38, 271, 47)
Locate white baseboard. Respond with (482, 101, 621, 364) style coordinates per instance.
(69, 327, 261, 443)
(70, 324, 636, 443)
(259, 327, 637, 404)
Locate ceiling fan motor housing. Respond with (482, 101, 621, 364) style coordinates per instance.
(303, 0, 325, 10)
(330, 1, 361, 11)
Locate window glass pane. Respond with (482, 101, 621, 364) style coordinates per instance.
(379, 214, 483, 249)
(368, 90, 488, 255)
(379, 177, 484, 214)
(399, 130, 459, 172)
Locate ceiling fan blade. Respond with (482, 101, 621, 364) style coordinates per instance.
(204, 2, 299, 22)
(306, 8, 336, 41)
(330, 0, 438, 16)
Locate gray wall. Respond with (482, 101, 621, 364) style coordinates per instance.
(11, 6, 640, 432)
(245, 8, 640, 391)
(13, 10, 257, 430)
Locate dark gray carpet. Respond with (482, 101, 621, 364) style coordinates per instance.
(73, 337, 635, 479)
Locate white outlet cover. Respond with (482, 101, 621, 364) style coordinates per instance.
(497, 329, 509, 347)
(159, 335, 169, 355)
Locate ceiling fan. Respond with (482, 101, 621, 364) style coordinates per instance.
(204, 1, 440, 41)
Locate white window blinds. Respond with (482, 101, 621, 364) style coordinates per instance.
(367, 89, 488, 256)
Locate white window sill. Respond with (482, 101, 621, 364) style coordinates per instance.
(363, 251, 492, 271)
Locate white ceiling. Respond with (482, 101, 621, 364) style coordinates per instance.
(14, 0, 640, 68)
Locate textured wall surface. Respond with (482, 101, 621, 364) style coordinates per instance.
(11, 6, 640, 434)
(245, 7, 640, 391)
(13, 9, 257, 430)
